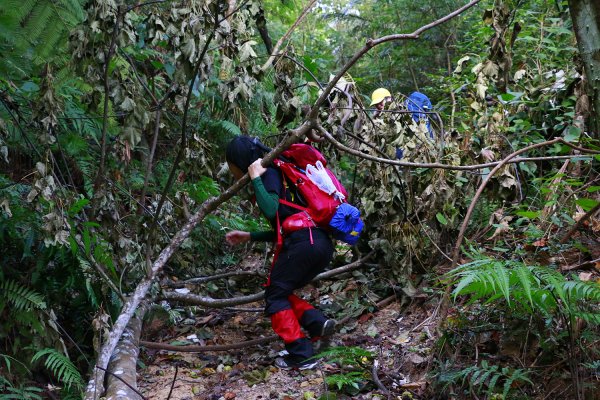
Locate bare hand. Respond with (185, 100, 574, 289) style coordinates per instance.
(248, 159, 267, 179)
(225, 230, 250, 246)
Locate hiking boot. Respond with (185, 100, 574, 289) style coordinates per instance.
(275, 355, 318, 370)
(319, 319, 337, 337)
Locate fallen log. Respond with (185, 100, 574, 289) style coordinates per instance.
(104, 303, 148, 400)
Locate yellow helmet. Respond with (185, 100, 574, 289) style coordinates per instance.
(369, 88, 392, 106)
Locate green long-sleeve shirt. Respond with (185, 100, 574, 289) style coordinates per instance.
(249, 177, 277, 242)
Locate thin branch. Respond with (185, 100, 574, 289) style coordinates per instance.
(450, 137, 594, 267)
(162, 252, 375, 307)
(138, 109, 162, 214)
(317, 126, 599, 170)
(162, 291, 264, 307)
(150, 17, 218, 227)
(166, 364, 178, 400)
(74, 235, 126, 302)
(561, 257, 600, 271)
(372, 360, 391, 396)
(96, 366, 148, 400)
(95, 6, 121, 191)
(311, 251, 375, 280)
(141, 336, 275, 352)
(144, 15, 220, 274)
(560, 202, 600, 244)
(282, 55, 324, 90)
(218, 0, 251, 24)
(121, 51, 159, 105)
(260, 0, 319, 71)
(165, 271, 261, 287)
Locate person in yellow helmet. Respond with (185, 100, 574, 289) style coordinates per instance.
(369, 88, 392, 115)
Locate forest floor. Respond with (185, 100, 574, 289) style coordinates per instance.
(137, 255, 438, 400)
(136, 238, 600, 400)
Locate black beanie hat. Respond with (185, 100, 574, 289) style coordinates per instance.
(225, 136, 266, 173)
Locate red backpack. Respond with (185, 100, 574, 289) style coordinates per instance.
(273, 143, 364, 245)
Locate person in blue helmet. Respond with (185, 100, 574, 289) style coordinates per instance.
(405, 91, 434, 139)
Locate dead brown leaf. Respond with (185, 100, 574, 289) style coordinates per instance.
(579, 272, 593, 282)
(358, 313, 374, 324)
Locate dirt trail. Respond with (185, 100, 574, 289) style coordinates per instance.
(137, 291, 437, 400)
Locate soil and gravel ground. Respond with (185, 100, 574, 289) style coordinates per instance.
(137, 272, 437, 400)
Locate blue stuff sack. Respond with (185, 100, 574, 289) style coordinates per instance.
(329, 203, 364, 245)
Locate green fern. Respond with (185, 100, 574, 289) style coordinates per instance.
(31, 348, 83, 389)
(0, 280, 47, 311)
(317, 346, 373, 393)
(0, 385, 43, 400)
(209, 119, 242, 136)
(448, 258, 600, 324)
(0, 0, 86, 78)
(440, 360, 532, 398)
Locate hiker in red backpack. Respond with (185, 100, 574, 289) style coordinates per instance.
(225, 136, 337, 370)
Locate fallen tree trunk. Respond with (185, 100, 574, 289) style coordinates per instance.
(104, 304, 148, 400)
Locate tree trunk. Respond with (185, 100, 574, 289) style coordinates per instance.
(104, 304, 147, 400)
(569, 0, 600, 136)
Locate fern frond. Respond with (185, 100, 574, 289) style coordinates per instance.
(514, 265, 534, 307)
(563, 280, 600, 302)
(0, 0, 86, 78)
(31, 348, 83, 389)
(210, 119, 242, 136)
(55, 0, 85, 23)
(32, 18, 64, 61)
(0, 280, 46, 311)
(573, 311, 600, 325)
(21, 2, 54, 44)
(2, 0, 38, 25)
(503, 368, 533, 398)
(2, 385, 44, 400)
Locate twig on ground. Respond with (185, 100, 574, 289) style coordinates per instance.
(141, 336, 276, 352)
(372, 359, 391, 397)
(561, 257, 600, 271)
(161, 291, 264, 308)
(161, 252, 375, 307)
(165, 364, 179, 400)
(559, 203, 600, 244)
(165, 271, 262, 288)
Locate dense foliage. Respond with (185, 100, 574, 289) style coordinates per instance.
(0, 0, 598, 398)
